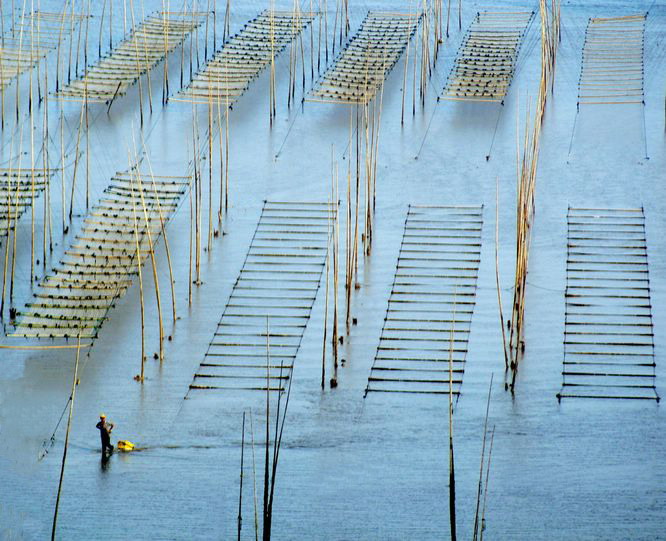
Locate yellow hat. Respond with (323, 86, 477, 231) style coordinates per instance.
(100, 413, 106, 419)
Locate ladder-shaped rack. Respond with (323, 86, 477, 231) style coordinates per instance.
(54, 12, 207, 103)
(189, 201, 335, 394)
(308, 11, 420, 105)
(577, 14, 646, 106)
(558, 207, 659, 401)
(173, 10, 316, 105)
(365, 205, 483, 396)
(0, 10, 86, 90)
(441, 11, 534, 103)
(0, 168, 53, 236)
(8, 171, 190, 339)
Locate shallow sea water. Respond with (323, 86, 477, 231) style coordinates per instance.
(0, 0, 665, 539)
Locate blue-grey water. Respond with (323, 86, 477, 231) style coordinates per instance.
(1, 0, 665, 539)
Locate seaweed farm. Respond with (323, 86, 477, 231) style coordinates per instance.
(0, 1, 665, 539)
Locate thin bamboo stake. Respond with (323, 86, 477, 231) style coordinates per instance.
(99, 0, 106, 57)
(141, 131, 177, 324)
(446, 0, 451, 37)
(68, 99, 85, 223)
(250, 411, 259, 541)
(448, 291, 457, 541)
(129, 166, 146, 382)
(262, 317, 270, 541)
(472, 375, 493, 541)
(238, 411, 246, 541)
(188, 159, 193, 306)
(50, 332, 82, 541)
(207, 87, 213, 252)
(479, 425, 496, 541)
(30, 56, 35, 282)
(331, 152, 339, 387)
(322, 213, 330, 389)
(134, 165, 165, 361)
(495, 177, 510, 372)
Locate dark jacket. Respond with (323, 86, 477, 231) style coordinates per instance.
(96, 420, 114, 444)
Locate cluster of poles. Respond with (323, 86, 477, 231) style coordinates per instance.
(235, 322, 293, 541)
(321, 91, 384, 389)
(399, 0, 463, 123)
(498, 0, 561, 394)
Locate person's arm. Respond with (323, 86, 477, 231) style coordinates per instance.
(108, 423, 114, 432)
(96, 422, 102, 429)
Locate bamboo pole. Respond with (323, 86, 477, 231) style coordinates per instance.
(448, 292, 457, 541)
(129, 166, 146, 382)
(345, 108, 352, 331)
(322, 211, 330, 389)
(472, 376, 493, 541)
(331, 152, 339, 387)
(207, 84, 213, 252)
(324, 0, 328, 64)
(109, 0, 113, 50)
(479, 425, 496, 541)
(262, 317, 270, 541)
(134, 166, 165, 361)
(188, 154, 193, 306)
(16, 0, 28, 122)
(50, 332, 82, 541)
(68, 99, 85, 224)
(30, 47, 35, 282)
(9, 98, 26, 308)
(162, 0, 169, 104)
(238, 411, 246, 541)
(446, 0, 451, 38)
(60, 97, 65, 233)
(99, 0, 106, 57)
(141, 131, 177, 324)
(495, 177, 510, 372)
(250, 411, 259, 541)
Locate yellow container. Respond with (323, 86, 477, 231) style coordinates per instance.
(117, 440, 135, 452)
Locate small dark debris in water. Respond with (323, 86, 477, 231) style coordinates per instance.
(330, 378, 338, 388)
(168, 335, 172, 341)
(341, 359, 346, 366)
(214, 230, 219, 237)
(352, 318, 357, 325)
(153, 353, 158, 360)
(36, 259, 40, 265)
(354, 283, 360, 290)
(9, 307, 16, 321)
(338, 336, 344, 345)
(134, 375, 142, 381)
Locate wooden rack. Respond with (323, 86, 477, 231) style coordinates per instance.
(189, 201, 336, 393)
(441, 11, 534, 103)
(558, 207, 659, 401)
(173, 10, 316, 105)
(577, 14, 646, 106)
(8, 170, 190, 339)
(364, 205, 483, 396)
(54, 12, 206, 103)
(0, 10, 86, 90)
(0, 168, 53, 236)
(308, 11, 420, 105)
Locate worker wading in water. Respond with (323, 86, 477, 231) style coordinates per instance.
(96, 414, 114, 455)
